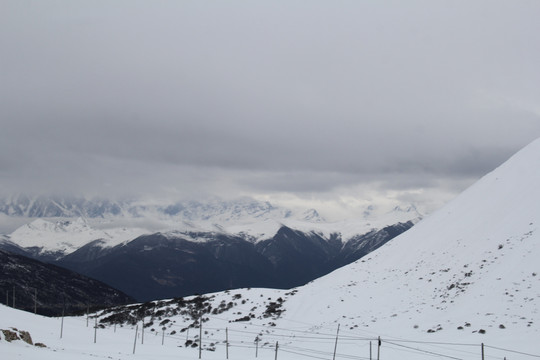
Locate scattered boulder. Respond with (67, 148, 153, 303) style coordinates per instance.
(19, 330, 33, 345)
(1, 329, 19, 342)
(1, 328, 36, 346)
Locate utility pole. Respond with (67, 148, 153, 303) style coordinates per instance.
(370, 341, 372, 360)
(60, 298, 65, 339)
(377, 336, 381, 360)
(226, 327, 229, 359)
(141, 317, 145, 345)
(94, 317, 97, 343)
(481, 343, 484, 360)
(274, 341, 279, 360)
(133, 325, 138, 354)
(255, 336, 259, 358)
(333, 324, 340, 360)
(199, 315, 202, 359)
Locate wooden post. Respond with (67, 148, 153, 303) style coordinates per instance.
(133, 325, 138, 354)
(377, 336, 381, 360)
(94, 317, 97, 343)
(481, 343, 484, 360)
(226, 327, 229, 359)
(333, 324, 340, 360)
(274, 341, 279, 360)
(199, 316, 202, 359)
(370, 341, 372, 360)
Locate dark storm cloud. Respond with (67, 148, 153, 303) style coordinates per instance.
(1, 1, 540, 212)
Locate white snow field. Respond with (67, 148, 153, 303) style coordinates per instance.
(2, 138, 540, 360)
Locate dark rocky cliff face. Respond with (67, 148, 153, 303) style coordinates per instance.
(52, 222, 414, 302)
(0, 249, 134, 316)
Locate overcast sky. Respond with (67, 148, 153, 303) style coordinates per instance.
(1, 1, 540, 219)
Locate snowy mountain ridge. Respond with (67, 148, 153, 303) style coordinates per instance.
(8, 217, 148, 256)
(0, 196, 321, 224)
(4, 204, 420, 256)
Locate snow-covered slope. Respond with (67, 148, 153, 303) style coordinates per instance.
(281, 137, 540, 347)
(8, 218, 148, 257)
(2, 140, 539, 359)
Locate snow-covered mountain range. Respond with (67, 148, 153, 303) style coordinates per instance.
(0, 196, 421, 300)
(0, 196, 321, 225)
(1, 138, 539, 359)
(1, 204, 420, 256)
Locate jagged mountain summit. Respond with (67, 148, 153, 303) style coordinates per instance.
(1, 139, 540, 360)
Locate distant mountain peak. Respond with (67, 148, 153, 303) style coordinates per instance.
(301, 208, 324, 222)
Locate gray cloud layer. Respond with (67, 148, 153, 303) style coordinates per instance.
(1, 1, 540, 215)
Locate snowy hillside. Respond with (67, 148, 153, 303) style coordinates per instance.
(1, 140, 539, 358)
(282, 138, 540, 349)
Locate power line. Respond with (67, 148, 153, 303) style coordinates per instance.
(280, 347, 334, 360)
(385, 340, 465, 360)
(484, 344, 540, 358)
(387, 339, 478, 347)
(88, 311, 540, 360)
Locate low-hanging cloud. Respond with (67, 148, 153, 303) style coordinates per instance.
(1, 1, 540, 216)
